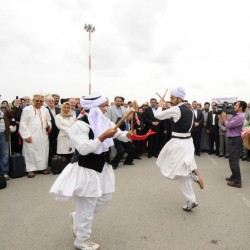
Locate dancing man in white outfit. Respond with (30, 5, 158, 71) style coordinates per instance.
(50, 93, 131, 250)
(154, 86, 204, 211)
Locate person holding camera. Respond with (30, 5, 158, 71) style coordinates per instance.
(220, 101, 247, 188)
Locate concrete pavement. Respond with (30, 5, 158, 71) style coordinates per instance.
(1, 153, 250, 250)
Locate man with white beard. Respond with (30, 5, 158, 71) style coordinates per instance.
(19, 94, 51, 178)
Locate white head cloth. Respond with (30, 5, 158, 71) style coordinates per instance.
(80, 93, 114, 154)
(170, 86, 186, 99)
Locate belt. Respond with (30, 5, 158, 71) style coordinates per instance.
(172, 135, 191, 139)
(172, 132, 191, 139)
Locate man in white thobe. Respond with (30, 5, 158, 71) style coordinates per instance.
(19, 94, 51, 178)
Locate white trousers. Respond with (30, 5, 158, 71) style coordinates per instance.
(178, 177, 196, 203)
(74, 193, 112, 244)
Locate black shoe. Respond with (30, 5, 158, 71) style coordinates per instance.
(225, 177, 233, 181)
(195, 152, 201, 156)
(208, 152, 214, 155)
(219, 154, 224, 157)
(242, 158, 247, 161)
(148, 154, 152, 158)
(123, 162, 134, 166)
(112, 165, 118, 169)
(225, 155, 229, 158)
(153, 154, 158, 158)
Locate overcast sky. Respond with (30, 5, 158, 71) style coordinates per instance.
(1, 0, 250, 105)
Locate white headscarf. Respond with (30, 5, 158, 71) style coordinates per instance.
(80, 93, 114, 154)
(80, 93, 107, 110)
(170, 86, 186, 99)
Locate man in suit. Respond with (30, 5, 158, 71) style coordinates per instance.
(105, 96, 136, 169)
(69, 98, 80, 118)
(132, 108, 145, 158)
(143, 98, 161, 158)
(201, 102, 210, 152)
(160, 101, 172, 150)
(52, 93, 61, 108)
(191, 101, 204, 156)
(206, 102, 220, 156)
(45, 95, 60, 160)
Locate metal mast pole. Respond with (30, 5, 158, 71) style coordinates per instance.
(84, 24, 95, 95)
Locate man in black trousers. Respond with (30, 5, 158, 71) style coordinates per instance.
(143, 98, 161, 158)
(207, 102, 220, 156)
(191, 101, 204, 156)
(45, 95, 60, 163)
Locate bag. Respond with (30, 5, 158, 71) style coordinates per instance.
(51, 155, 68, 175)
(0, 171, 7, 189)
(9, 153, 26, 178)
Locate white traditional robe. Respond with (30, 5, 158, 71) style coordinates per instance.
(154, 104, 197, 179)
(55, 114, 76, 154)
(19, 105, 51, 172)
(50, 119, 130, 200)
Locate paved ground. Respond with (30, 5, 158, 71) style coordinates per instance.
(1, 153, 250, 250)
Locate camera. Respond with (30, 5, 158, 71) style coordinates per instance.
(216, 103, 234, 115)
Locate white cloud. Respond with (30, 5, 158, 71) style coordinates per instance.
(0, 0, 250, 105)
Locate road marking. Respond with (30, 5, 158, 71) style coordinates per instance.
(242, 197, 250, 207)
(206, 155, 219, 166)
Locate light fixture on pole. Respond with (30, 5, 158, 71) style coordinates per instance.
(84, 23, 95, 95)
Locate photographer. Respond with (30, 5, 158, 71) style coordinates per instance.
(220, 101, 247, 188)
(218, 103, 233, 158)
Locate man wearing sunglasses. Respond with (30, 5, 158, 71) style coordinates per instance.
(19, 94, 51, 178)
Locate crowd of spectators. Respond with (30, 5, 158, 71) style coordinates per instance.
(0, 93, 249, 185)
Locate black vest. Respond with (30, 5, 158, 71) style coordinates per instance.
(71, 115, 111, 173)
(171, 105, 193, 133)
